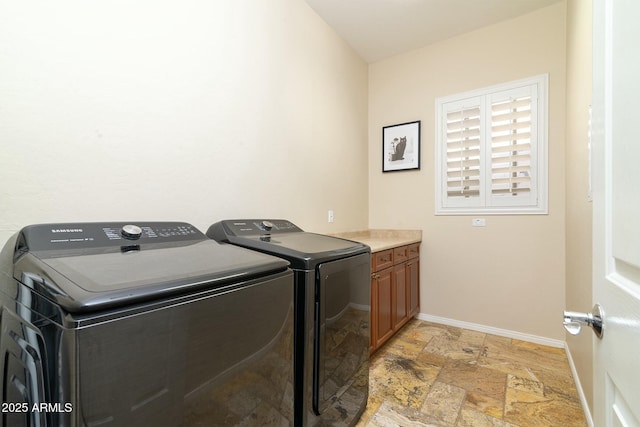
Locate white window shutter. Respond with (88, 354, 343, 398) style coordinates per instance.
(489, 85, 538, 207)
(441, 97, 484, 208)
(435, 74, 547, 215)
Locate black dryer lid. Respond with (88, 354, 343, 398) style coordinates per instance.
(207, 219, 370, 270)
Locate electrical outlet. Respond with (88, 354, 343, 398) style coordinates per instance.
(472, 218, 486, 227)
(328, 210, 334, 223)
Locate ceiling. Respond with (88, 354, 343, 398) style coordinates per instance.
(304, 0, 563, 63)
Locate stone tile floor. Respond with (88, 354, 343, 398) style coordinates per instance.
(356, 319, 587, 427)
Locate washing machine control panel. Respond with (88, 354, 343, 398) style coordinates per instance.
(120, 224, 143, 240)
(222, 219, 302, 236)
(102, 224, 200, 241)
(18, 222, 205, 251)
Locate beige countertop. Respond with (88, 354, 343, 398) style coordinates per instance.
(329, 229, 422, 252)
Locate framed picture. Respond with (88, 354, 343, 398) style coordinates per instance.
(382, 120, 421, 172)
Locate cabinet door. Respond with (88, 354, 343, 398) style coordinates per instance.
(372, 267, 394, 348)
(407, 259, 420, 317)
(393, 246, 408, 264)
(394, 263, 408, 329)
(373, 249, 394, 271)
(370, 273, 377, 353)
(407, 243, 420, 260)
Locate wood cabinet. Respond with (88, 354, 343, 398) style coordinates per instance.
(370, 243, 420, 352)
(370, 265, 394, 353)
(407, 255, 420, 317)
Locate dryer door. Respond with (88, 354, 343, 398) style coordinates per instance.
(313, 253, 370, 420)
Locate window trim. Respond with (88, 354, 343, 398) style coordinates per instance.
(435, 74, 548, 215)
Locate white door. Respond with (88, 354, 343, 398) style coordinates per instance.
(592, 0, 640, 425)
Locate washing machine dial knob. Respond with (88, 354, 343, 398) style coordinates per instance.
(121, 224, 143, 240)
(261, 221, 274, 231)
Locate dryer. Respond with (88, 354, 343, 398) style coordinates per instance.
(207, 219, 370, 427)
(0, 222, 294, 427)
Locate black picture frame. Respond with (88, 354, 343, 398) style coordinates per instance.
(382, 120, 421, 172)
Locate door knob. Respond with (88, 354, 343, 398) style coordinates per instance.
(563, 304, 604, 339)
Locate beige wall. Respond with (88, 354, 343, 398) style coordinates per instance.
(0, 0, 369, 246)
(565, 0, 593, 414)
(0, 0, 594, 404)
(369, 3, 568, 340)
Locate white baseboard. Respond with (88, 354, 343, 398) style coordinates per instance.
(564, 343, 595, 427)
(416, 313, 565, 348)
(415, 312, 593, 425)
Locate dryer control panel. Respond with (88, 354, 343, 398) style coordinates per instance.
(219, 219, 303, 236)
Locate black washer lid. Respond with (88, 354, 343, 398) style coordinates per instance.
(5, 222, 289, 313)
(207, 220, 370, 270)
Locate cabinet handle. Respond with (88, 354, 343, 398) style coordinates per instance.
(407, 262, 412, 266)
